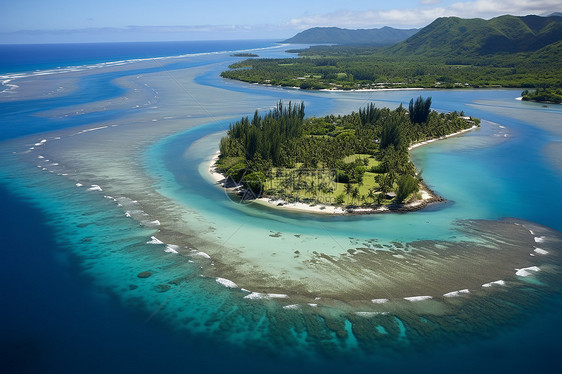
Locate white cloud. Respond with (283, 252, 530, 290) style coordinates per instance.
(449, 0, 560, 17)
(287, 0, 562, 29)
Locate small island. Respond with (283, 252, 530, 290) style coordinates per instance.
(231, 52, 259, 58)
(212, 99, 479, 214)
(521, 88, 562, 104)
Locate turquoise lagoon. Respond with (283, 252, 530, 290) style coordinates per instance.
(1, 42, 561, 373)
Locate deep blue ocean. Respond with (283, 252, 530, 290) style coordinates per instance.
(1, 41, 561, 373)
(0, 40, 276, 74)
(0, 40, 291, 374)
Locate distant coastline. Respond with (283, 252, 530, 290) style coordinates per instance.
(221, 15, 561, 92)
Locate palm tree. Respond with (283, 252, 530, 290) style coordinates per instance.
(344, 183, 353, 204)
(367, 188, 375, 203)
(376, 191, 384, 205)
(351, 187, 359, 205)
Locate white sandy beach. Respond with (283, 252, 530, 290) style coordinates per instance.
(408, 124, 479, 150)
(319, 87, 425, 93)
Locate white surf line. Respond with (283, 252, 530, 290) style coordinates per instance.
(147, 236, 164, 245)
(191, 251, 211, 259)
(0, 43, 285, 86)
(534, 247, 549, 255)
(482, 280, 505, 287)
(164, 244, 179, 254)
(371, 298, 389, 304)
(404, 296, 432, 302)
(1, 78, 19, 93)
(216, 277, 238, 288)
(243, 292, 289, 300)
(282, 304, 300, 310)
(515, 266, 540, 277)
(443, 289, 470, 298)
(73, 126, 109, 135)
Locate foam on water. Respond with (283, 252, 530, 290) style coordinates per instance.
(1, 78, 18, 93)
(74, 126, 108, 135)
(1, 44, 562, 365)
(516, 266, 540, 277)
(165, 244, 179, 254)
(244, 292, 289, 300)
(143, 219, 160, 227)
(482, 280, 506, 287)
(283, 304, 300, 310)
(443, 289, 470, 298)
(0, 43, 286, 93)
(147, 236, 164, 245)
(216, 277, 238, 288)
(371, 298, 389, 304)
(534, 248, 549, 255)
(404, 296, 433, 302)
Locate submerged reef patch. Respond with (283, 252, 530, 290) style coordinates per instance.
(110, 218, 562, 356)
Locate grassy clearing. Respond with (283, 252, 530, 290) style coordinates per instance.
(236, 154, 394, 206)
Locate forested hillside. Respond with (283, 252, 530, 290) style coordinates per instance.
(221, 15, 562, 90)
(388, 14, 562, 58)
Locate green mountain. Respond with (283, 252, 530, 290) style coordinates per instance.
(283, 26, 418, 46)
(222, 14, 561, 90)
(388, 14, 562, 58)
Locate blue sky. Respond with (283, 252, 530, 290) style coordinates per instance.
(1, 0, 561, 43)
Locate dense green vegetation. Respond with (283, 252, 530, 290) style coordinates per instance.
(521, 87, 562, 104)
(221, 48, 561, 89)
(388, 15, 562, 57)
(216, 100, 479, 207)
(221, 15, 562, 90)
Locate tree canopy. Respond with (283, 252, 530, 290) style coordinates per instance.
(216, 99, 479, 205)
(409, 96, 432, 124)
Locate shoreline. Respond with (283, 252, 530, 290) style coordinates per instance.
(319, 87, 425, 93)
(4, 39, 562, 364)
(223, 77, 532, 94)
(408, 124, 478, 150)
(205, 126, 482, 215)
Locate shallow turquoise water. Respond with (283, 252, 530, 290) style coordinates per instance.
(1, 41, 561, 372)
